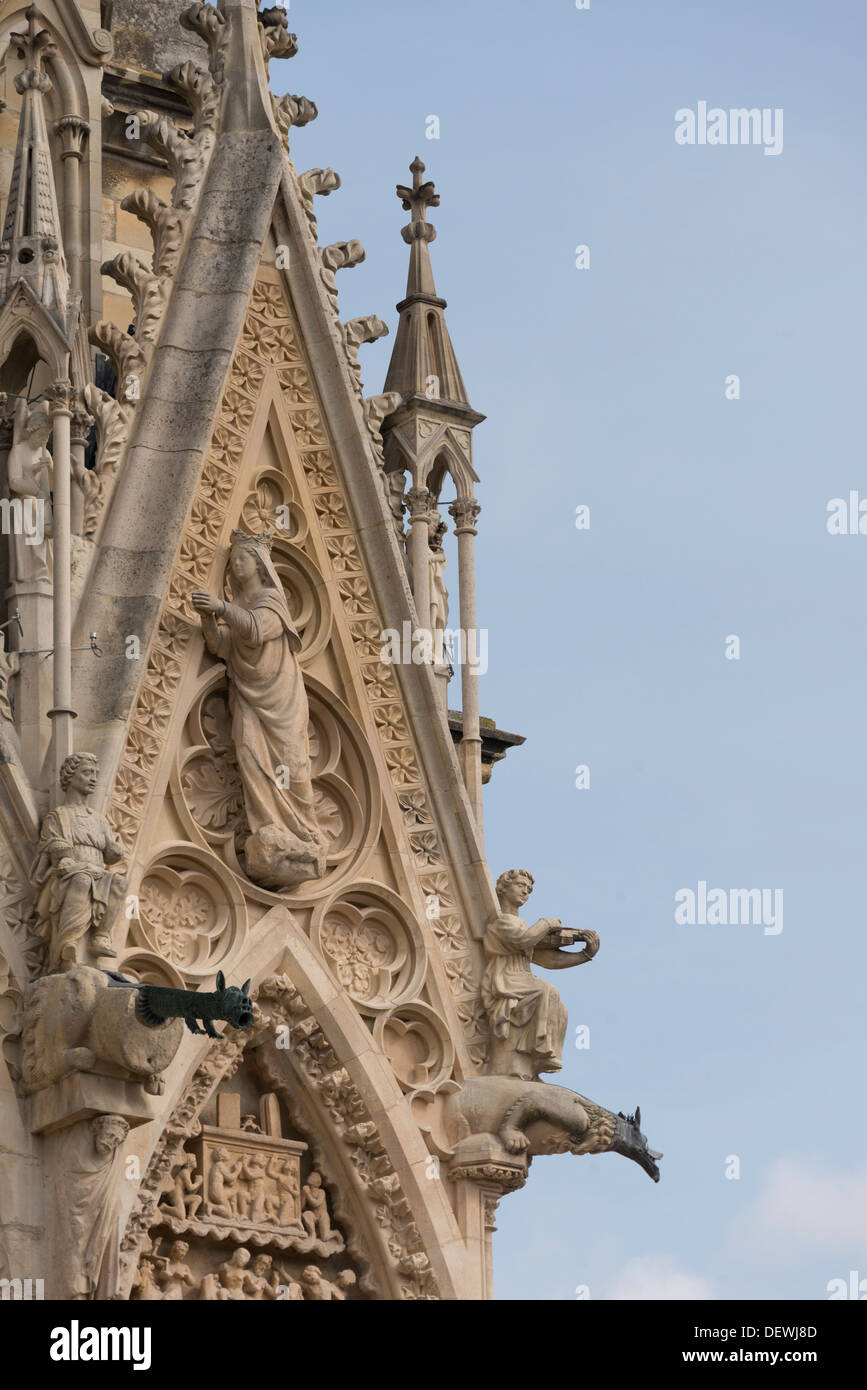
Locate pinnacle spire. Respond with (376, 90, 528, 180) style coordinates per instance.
(384, 157, 472, 409)
(0, 6, 69, 318)
(397, 155, 440, 300)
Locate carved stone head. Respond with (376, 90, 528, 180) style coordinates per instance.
(59, 751, 99, 795)
(91, 1113, 129, 1158)
(495, 869, 535, 910)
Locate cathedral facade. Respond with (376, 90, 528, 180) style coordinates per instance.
(0, 0, 659, 1301)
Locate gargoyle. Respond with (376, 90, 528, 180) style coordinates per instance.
(135, 972, 253, 1039)
(444, 1076, 662, 1183)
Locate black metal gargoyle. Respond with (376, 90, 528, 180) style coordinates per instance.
(132, 971, 254, 1039)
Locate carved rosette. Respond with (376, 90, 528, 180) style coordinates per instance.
(312, 885, 425, 1013)
(373, 1003, 455, 1094)
(130, 853, 246, 980)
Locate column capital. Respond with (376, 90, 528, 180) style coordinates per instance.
(47, 380, 74, 414)
(449, 496, 481, 535)
(406, 486, 433, 522)
(70, 405, 93, 446)
(55, 114, 89, 160)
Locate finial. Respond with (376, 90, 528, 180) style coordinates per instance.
(396, 157, 440, 234)
(11, 6, 56, 87)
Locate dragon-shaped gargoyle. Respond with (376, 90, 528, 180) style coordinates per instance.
(135, 972, 253, 1038)
(444, 1077, 662, 1184)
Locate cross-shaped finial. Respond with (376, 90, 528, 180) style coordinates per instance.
(396, 157, 440, 224)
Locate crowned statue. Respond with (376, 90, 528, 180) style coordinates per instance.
(192, 530, 327, 889)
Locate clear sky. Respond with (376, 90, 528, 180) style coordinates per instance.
(275, 0, 867, 1300)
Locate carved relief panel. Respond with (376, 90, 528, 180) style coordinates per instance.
(137, 1074, 360, 1301)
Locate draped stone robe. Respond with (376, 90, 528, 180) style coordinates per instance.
(205, 588, 324, 883)
(33, 804, 125, 968)
(481, 911, 569, 1076)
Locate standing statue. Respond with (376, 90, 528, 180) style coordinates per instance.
(6, 396, 54, 584)
(428, 518, 449, 664)
(52, 1113, 129, 1299)
(482, 869, 599, 1081)
(33, 752, 126, 969)
(0, 630, 17, 722)
(192, 530, 326, 889)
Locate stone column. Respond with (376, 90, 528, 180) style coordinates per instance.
(48, 381, 75, 793)
(406, 486, 433, 657)
(55, 117, 89, 299)
(449, 496, 483, 830)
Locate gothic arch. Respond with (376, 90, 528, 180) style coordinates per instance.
(120, 908, 464, 1300)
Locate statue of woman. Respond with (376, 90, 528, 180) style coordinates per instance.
(33, 752, 126, 969)
(192, 530, 326, 889)
(482, 869, 600, 1081)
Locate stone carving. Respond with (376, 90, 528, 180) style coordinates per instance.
(298, 166, 341, 237)
(107, 280, 481, 1070)
(374, 1004, 455, 1092)
(428, 517, 449, 650)
(272, 92, 318, 147)
(198, 1246, 254, 1300)
(137, 860, 243, 977)
(445, 1077, 662, 1185)
(152, 1240, 196, 1299)
(180, 1, 228, 79)
(34, 753, 126, 968)
(301, 1170, 333, 1242)
(180, 690, 245, 837)
(298, 1265, 356, 1300)
(259, 7, 298, 62)
(0, 630, 18, 721)
(159, 1152, 202, 1221)
(121, 189, 186, 279)
(192, 529, 327, 889)
(314, 886, 424, 1011)
(100, 249, 169, 346)
(87, 22, 226, 536)
(320, 240, 366, 310)
(52, 1114, 130, 1299)
(247, 1254, 281, 1299)
(20, 965, 184, 1099)
(121, 972, 434, 1299)
(154, 1086, 346, 1259)
(80, 383, 129, 538)
(482, 869, 599, 1081)
(6, 396, 53, 584)
(342, 314, 389, 394)
(0, 845, 41, 978)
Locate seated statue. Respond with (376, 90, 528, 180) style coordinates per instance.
(33, 752, 126, 969)
(482, 869, 599, 1080)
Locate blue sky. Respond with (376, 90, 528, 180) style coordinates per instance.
(275, 0, 867, 1299)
